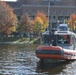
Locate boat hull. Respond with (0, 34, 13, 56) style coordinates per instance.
(36, 45, 76, 61)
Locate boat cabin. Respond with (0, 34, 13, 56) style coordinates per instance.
(55, 31, 76, 50)
(57, 24, 69, 31)
(42, 30, 76, 50)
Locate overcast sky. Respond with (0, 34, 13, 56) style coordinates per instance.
(2, 0, 17, 2)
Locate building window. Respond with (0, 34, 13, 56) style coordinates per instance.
(59, 10, 62, 14)
(50, 0, 54, 1)
(55, 0, 61, 1)
(66, 10, 69, 14)
(58, 16, 64, 20)
(64, 16, 69, 20)
(53, 10, 57, 14)
(50, 2, 55, 5)
(31, 16, 34, 19)
(53, 16, 56, 19)
(43, 0, 54, 1)
(25, 9, 28, 13)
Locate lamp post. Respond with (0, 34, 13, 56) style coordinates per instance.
(48, 0, 52, 45)
(48, 1, 50, 31)
(43, 0, 51, 45)
(43, 0, 51, 31)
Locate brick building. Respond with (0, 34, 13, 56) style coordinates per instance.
(7, 0, 76, 29)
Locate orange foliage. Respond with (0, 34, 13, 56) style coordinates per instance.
(19, 14, 32, 32)
(33, 11, 48, 33)
(35, 11, 48, 28)
(0, 1, 18, 35)
(67, 14, 76, 30)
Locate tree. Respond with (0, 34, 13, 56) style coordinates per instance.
(67, 14, 76, 30)
(33, 11, 48, 33)
(19, 14, 32, 33)
(0, 1, 18, 35)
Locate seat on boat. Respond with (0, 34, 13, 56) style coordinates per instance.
(64, 41, 69, 44)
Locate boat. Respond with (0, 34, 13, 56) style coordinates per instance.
(36, 27, 76, 61)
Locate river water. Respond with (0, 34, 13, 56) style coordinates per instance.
(0, 44, 76, 75)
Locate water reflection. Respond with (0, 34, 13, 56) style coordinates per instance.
(0, 44, 76, 75)
(37, 60, 75, 75)
(0, 44, 38, 74)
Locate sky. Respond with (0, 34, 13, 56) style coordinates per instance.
(2, 0, 17, 2)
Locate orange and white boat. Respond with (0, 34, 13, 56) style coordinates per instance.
(36, 29, 76, 61)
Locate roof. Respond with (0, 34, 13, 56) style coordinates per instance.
(55, 31, 73, 35)
(59, 24, 68, 27)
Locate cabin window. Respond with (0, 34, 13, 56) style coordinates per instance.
(42, 35, 50, 44)
(72, 35, 76, 50)
(58, 26, 68, 31)
(57, 35, 71, 44)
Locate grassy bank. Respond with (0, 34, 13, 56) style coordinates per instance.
(0, 37, 40, 44)
(0, 37, 29, 42)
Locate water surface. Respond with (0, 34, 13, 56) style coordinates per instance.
(0, 44, 76, 75)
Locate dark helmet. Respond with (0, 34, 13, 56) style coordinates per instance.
(51, 28, 56, 31)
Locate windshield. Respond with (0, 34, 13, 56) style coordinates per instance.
(59, 26, 68, 31)
(57, 35, 71, 44)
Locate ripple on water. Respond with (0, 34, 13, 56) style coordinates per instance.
(0, 44, 76, 75)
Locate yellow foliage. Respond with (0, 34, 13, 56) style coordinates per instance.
(35, 17, 43, 24)
(9, 26, 16, 32)
(67, 14, 76, 30)
(33, 11, 48, 33)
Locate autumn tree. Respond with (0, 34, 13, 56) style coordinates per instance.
(33, 11, 48, 34)
(67, 14, 76, 30)
(18, 14, 32, 34)
(0, 1, 18, 35)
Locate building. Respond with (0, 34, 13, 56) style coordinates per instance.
(6, 0, 76, 29)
